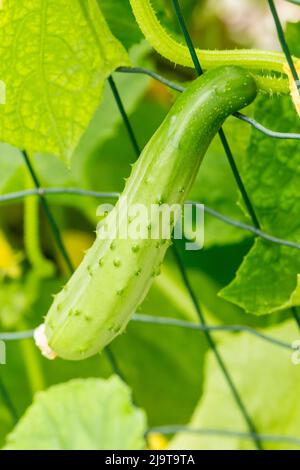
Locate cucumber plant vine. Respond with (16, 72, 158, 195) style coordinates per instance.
(129, 0, 300, 113)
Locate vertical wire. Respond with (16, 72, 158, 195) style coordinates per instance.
(171, 0, 260, 229)
(171, 0, 262, 450)
(22, 151, 74, 274)
(105, 348, 127, 383)
(108, 76, 141, 155)
(267, 0, 300, 92)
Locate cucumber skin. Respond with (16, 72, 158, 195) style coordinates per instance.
(45, 66, 257, 360)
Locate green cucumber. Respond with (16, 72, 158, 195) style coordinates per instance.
(40, 66, 257, 361)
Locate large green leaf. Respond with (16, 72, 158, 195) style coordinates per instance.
(219, 22, 300, 314)
(4, 376, 146, 450)
(170, 320, 300, 450)
(0, 42, 150, 230)
(221, 95, 300, 314)
(0, 0, 129, 163)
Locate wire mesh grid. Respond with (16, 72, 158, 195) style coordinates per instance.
(1, 0, 300, 450)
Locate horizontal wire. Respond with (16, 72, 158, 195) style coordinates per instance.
(0, 187, 120, 203)
(147, 425, 300, 447)
(131, 314, 293, 351)
(0, 313, 294, 352)
(117, 66, 186, 93)
(1, 187, 300, 252)
(234, 111, 300, 140)
(117, 66, 300, 141)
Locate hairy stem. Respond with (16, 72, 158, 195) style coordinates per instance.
(129, 0, 292, 95)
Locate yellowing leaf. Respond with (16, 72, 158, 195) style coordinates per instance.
(0, 231, 22, 279)
(147, 433, 168, 450)
(0, 0, 130, 163)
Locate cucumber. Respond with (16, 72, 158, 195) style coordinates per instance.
(39, 66, 257, 361)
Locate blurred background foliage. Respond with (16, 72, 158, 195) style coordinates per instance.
(1, 0, 300, 449)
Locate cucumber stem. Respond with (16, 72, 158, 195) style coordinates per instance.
(23, 171, 55, 279)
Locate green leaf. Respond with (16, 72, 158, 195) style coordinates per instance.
(285, 1, 300, 5)
(170, 320, 300, 450)
(4, 376, 147, 450)
(221, 95, 300, 315)
(0, 0, 129, 163)
(190, 112, 253, 247)
(0, 43, 151, 225)
(98, 0, 143, 49)
(286, 22, 300, 56)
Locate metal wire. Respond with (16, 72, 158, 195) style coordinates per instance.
(0, 378, 18, 424)
(268, 0, 300, 92)
(147, 426, 300, 448)
(0, 331, 34, 341)
(14, 154, 126, 408)
(172, 243, 263, 450)
(22, 150, 75, 274)
(131, 314, 294, 351)
(171, 0, 261, 231)
(118, 67, 300, 140)
(3, 187, 300, 251)
(170, 0, 262, 449)
(0, 313, 294, 351)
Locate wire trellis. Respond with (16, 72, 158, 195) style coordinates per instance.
(1, 0, 300, 450)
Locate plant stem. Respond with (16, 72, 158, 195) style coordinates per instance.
(129, 0, 291, 94)
(0, 378, 18, 424)
(22, 150, 74, 274)
(24, 171, 55, 278)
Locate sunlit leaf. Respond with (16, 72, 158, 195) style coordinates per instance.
(4, 377, 147, 450)
(221, 94, 300, 314)
(0, 0, 129, 163)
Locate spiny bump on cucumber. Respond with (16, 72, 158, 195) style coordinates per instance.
(113, 258, 121, 268)
(131, 244, 140, 253)
(36, 66, 257, 361)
